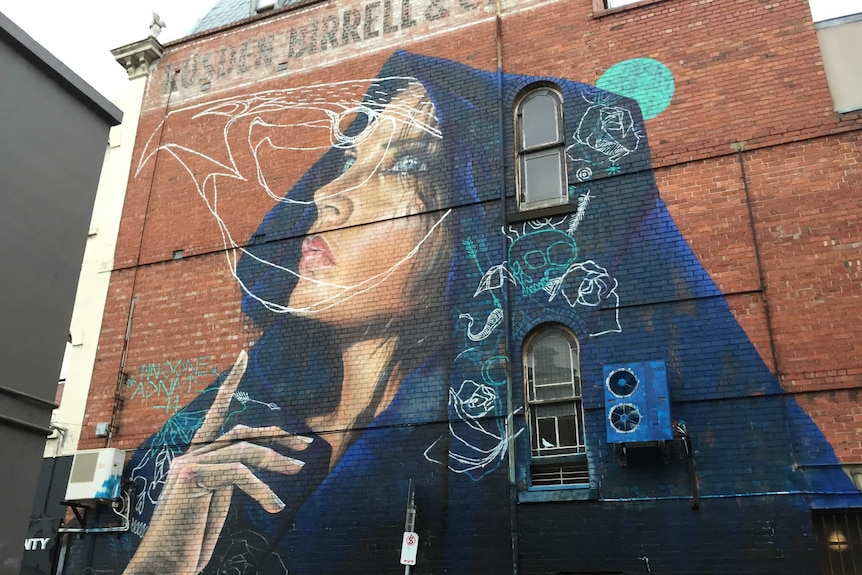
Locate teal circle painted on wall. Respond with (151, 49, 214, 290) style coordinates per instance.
(596, 58, 675, 120)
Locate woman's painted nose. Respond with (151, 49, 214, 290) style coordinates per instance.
(313, 186, 354, 228)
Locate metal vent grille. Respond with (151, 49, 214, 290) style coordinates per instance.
(69, 451, 99, 483)
(530, 460, 589, 487)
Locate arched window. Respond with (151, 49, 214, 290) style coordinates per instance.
(523, 324, 588, 486)
(515, 87, 567, 211)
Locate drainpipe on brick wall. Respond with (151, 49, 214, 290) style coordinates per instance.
(105, 297, 136, 447)
(495, 4, 519, 575)
(105, 68, 181, 447)
(733, 142, 798, 467)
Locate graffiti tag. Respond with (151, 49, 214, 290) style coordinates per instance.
(126, 357, 219, 414)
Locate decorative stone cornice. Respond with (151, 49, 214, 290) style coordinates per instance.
(110, 36, 165, 80)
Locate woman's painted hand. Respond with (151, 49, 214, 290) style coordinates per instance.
(123, 351, 311, 575)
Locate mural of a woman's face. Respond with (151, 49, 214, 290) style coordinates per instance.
(287, 86, 446, 329)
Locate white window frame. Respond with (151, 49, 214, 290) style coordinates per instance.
(515, 87, 568, 211)
(523, 325, 589, 487)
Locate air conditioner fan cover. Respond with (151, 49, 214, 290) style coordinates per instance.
(609, 403, 641, 433)
(607, 368, 639, 397)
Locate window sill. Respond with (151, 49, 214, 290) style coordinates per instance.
(510, 201, 577, 223)
(592, 0, 671, 19)
(518, 486, 599, 503)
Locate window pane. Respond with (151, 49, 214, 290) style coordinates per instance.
(533, 334, 575, 387)
(522, 93, 561, 148)
(534, 403, 578, 443)
(526, 329, 582, 401)
(523, 150, 565, 204)
(557, 414, 578, 447)
(534, 383, 574, 401)
(536, 402, 574, 418)
(536, 417, 559, 448)
(532, 402, 584, 455)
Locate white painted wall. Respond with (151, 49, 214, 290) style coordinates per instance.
(44, 64, 148, 458)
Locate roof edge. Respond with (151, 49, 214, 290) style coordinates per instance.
(163, 0, 327, 49)
(0, 10, 122, 126)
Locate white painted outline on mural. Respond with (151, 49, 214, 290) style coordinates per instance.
(504, 218, 622, 337)
(424, 379, 522, 478)
(136, 78, 448, 316)
(233, 390, 281, 411)
(460, 307, 504, 342)
(566, 93, 643, 178)
(209, 530, 288, 575)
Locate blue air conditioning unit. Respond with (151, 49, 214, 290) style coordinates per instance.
(603, 361, 672, 444)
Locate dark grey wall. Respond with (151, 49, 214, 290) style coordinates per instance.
(21, 457, 73, 575)
(0, 11, 120, 575)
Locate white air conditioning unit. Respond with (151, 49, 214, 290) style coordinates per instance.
(65, 448, 125, 502)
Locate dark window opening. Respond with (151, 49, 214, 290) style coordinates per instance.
(813, 510, 862, 574)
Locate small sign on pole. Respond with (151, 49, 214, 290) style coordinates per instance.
(402, 479, 417, 574)
(400, 531, 419, 565)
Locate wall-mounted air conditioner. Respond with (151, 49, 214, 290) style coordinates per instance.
(64, 448, 125, 502)
(603, 361, 672, 444)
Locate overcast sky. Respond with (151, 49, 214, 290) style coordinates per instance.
(0, 0, 859, 100)
(0, 0, 216, 99)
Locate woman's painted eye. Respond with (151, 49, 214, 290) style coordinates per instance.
(341, 156, 356, 174)
(387, 154, 428, 174)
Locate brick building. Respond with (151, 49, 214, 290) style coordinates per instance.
(64, 0, 861, 573)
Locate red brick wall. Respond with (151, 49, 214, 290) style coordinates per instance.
(81, 0, 861, 463)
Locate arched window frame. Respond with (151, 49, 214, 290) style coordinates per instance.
(515, 86, 568, 211)
(523, 324, 589, 487)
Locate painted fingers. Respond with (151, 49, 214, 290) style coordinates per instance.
(181, 461, 292, 513)
(192, 424, 313, 456)
(192, 441, 306, 478)
(174, 435, 307, 513)
(193, 350, 248, 444)
(180, 351, 312, 513)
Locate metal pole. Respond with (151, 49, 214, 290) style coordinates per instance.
(404, 479, 415, 575)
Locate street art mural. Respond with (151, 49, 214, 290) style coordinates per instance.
(69, 51, 857, 574)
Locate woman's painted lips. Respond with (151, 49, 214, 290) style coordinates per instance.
(299, 235, 336, 272)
